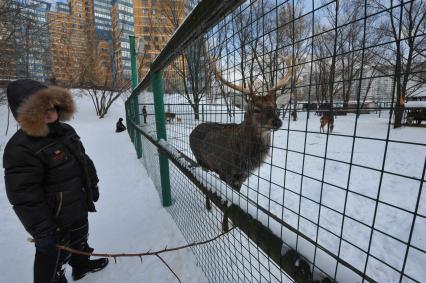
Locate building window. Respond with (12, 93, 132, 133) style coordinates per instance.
(121, 42, 130, 49)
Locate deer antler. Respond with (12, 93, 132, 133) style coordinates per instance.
(268, 55, 294, 94)
(209, 58, 253, 97)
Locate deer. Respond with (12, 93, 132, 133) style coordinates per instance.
(165, 112, 176, 123)
(189, 56, 295, 210)
(320, 114, 334, 133)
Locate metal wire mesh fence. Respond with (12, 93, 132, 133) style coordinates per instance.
(126, 0, 426, 282)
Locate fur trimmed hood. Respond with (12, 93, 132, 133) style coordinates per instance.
(17, 87, 75, 137)
(7, 79, 75, 137)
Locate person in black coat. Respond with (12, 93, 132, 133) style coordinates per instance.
(3, 79, 108, 283)
(115, 117, 126, 132)
(142, 106, 147, 124)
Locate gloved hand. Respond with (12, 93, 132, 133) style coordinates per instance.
(35, 229, 70, 256)
(92, 185, 99, 202)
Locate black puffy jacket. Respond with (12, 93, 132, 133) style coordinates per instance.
(3, 80, 98, 239)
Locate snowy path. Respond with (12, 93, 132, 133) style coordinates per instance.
(0, 96, 207, 283)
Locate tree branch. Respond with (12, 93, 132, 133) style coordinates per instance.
(57, 226, 235, 258)
(156, 254, 182, 283)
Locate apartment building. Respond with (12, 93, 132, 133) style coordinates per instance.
(48, 2, 87, 86)
(112, 0, 134, 82)
(48, 0, 113, 87)
(93, 0, 113, 36)
(10, 0, 186, 87)
(56, 2, 70, 13)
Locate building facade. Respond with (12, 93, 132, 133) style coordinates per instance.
(112, 0, 134, 82)
(92, 0, 113, 38)
(48, 0, 114, 87)
(133, 0, 185, 80)
(56, 2, 70, 13)
(48, 1, 88, 86)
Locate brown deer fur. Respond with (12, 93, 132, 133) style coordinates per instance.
(189, 55, 296, 208)
(165, 112, 176, 123)
(320, 114, 334, 133)
(190, 94, 281, 190)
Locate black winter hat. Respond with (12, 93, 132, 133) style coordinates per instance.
(7, 79, 48, 119)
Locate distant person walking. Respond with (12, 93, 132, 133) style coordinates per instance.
(115, 117, 126, 133)
(3, 79, 108, 283)
(142, 106, 148, 124)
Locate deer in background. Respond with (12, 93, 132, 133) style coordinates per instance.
(165, 112, 176, 123)
(190, 56, 294, 209)
(320, 113, 334, 133)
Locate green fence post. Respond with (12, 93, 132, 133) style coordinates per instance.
(127, 99, 134, 144)
(152, 70, 172, 207)
(125, 100, 130, 136)
(129, 35, 138, 89)
(132, 96, 142, 158)
(130, 35, 142, 158)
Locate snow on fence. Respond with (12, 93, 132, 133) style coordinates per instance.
(126, 1, 426, 282)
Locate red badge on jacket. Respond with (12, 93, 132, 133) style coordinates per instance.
(52, 150, 65, 161)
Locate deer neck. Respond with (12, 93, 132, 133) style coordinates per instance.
(240, 119, 272, 146)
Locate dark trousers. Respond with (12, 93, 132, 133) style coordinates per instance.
(143, 115, 147, 124)
(34, 218, 93, 283)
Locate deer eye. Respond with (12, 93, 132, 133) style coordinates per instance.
(254, 108, 261, 114)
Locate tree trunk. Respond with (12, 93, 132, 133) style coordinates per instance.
(291, 110, 297, 121)
(193, 103, 200, 120)
(394, 104, 404, 128)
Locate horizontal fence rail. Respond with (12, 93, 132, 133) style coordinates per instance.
(126, 0, 426, 282)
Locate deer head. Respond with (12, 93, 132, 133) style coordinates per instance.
(210, 55, 294, 131)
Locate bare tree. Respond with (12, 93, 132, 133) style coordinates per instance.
(0, 1, 14, 82)
(277, 1, 310, 120)
(79, 34, 131, 118)
(82, 48, 131, 118)
(47, 12, 87, 87)
(84, 77, 130, 118)
(312, 36, 333, 107)
(336, 1, 381, 110)
(161, 0, 210, 120)
(312, 1, 376, 116)
(316, 0, 384, 116)
(160, 0, 186, 33)
(185, 38, 212, 120)
(311, 1, 342, 119)
(220, 1, 307, 119)
(16, 2, 51, 80)
(373, 0, 426, 128)
(135, 12, 161, 81)
(1, 0, 51, 83)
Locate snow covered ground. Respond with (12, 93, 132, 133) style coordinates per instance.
(0, 93, 207, 283)
(139, 93, 426, 283)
